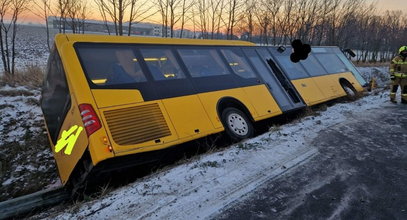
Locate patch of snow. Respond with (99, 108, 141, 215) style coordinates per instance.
(2, 177, 17, 186)
(358, 66, 390, 87)
(0, 85, 59, 201)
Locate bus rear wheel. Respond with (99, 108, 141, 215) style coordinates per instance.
(221, 107, 254, 141)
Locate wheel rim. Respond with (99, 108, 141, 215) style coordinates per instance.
(227, 113, 249, 136)
(343, 85, 355, 97)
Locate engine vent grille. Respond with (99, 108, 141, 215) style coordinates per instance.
(104, 103, 171, 146)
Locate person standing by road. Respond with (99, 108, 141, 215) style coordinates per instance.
(389, 46, 407, 104)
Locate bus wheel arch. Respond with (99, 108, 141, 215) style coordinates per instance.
(217, 97, 255, 141)
(339, 78, 357, 100)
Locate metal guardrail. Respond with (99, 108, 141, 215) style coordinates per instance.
(0, 187, 70, 219)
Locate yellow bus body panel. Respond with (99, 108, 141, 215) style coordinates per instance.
(291, 78, 327, 105)
(51, 95, 89, 184)
(197, 88, 257, 129)
(162, 95, 215, 139)
(92, 89, 144, 108)
(94, 84, 282, 158)
(242, 85, 283, 120)
(98, 100, 179, 154)
(339, 72, 364, 92)
(292, 72, 364, 106)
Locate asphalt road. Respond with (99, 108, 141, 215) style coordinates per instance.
(217, 104, 407, 220)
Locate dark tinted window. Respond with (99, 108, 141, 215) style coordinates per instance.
(76, 46, 147, 85)
(220, 49, 256, 79)
(41, 49, 71, 144)
(299, 54, 327, 76)
(315, 54, 348, 73)
(139, 48, 186, 81)
(178, 49, 231, 77)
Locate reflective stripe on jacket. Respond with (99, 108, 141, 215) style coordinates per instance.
(390, 55, 407, 74)
(393, 73, 407, 78)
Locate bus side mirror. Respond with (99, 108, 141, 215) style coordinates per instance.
(277, 46, 286, 53)
(343, 49, 356, 58)
(290, 39, 311, 63)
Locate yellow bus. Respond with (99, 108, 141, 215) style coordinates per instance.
(40, 34, 364, 188)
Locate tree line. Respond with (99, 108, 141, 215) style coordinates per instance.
(1, 0, 407, 75)
(33, 0, 407, 62)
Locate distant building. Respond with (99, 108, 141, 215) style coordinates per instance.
(173, 29, 196, 39)
(48, 16, 175, 37)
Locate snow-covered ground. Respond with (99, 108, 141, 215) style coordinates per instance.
(0, 25, 56, 74)
(14, 25, 54, 69)
(39, 89, 389, 220)
(358, 66, 390, 88)
(0, 85, 59, 201)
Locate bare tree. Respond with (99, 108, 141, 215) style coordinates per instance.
(31, 0, 53, 51)
(127, 0, 156, 36)
(55, 0, 69, 33)
(265, 0, 282, 45)
(0, 0, 29, 75)
(178, 0, 194, 38)
(224, 0, 243, 39)
(95, 0, 112, 34)
(95, 0, 131, 36)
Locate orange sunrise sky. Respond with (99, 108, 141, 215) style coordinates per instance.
(19, 0, 407, 25)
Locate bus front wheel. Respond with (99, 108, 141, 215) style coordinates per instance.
(341, 83, 357, 101)
(221, 107, 254, 141)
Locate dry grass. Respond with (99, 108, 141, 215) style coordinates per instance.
(1, 65, 45, 88)
(353, 61, 390, 67)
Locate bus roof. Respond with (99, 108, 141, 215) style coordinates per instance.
(58, 34, 256, 46)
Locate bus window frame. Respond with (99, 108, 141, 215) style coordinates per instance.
(313, 53, 349, 74)
(134, 45, 196, 99)
(298, 53, 328, 77)
(74, 43, 262, 100)
(175, 45, 262, 93)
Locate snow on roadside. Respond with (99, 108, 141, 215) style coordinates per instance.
(49, 88, 390, 220)
(358, 66, 390, 87)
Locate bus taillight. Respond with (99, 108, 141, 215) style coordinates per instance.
(79, 104, 101, 136)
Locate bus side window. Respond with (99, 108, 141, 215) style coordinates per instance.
(274, 54, 309, 80)
(315, 53, 348, 74)
(178, 49, 231, 78)
(299, 54, 327, 76)
(76, 47, 147, 85)
(220, 48, 256, 79)
(139, 48, 186, 81)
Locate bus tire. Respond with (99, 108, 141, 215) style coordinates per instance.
(221, 107, 254, 141)
(341, 83, 357, 101)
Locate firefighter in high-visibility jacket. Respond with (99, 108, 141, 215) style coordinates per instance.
(389, 46, 407, 103)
